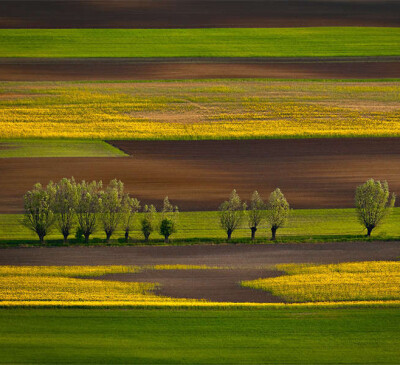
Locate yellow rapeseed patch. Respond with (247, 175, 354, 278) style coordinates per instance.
(0, 80, 398, 139)
(0, 266, 196, 304)
(242, 261, 400, 302)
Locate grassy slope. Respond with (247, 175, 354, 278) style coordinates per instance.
(0, 28, 399, 58)
(0, 308, 399, 364)
(0, 140, 126, 158)
(2, 208, 400, 244)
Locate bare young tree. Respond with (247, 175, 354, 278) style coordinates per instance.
(121, 194, 141, 243)
(141, 204, 157, 242)
(100, 179, 125, 243)
(159, 196, 179, 243)
(52, 177, 78, 244)
(22, 182, 55, 244)
(266, 188, 289, 241)
(246, 191, 265, 241)
(219, 190, 246, 241)
(75, 180, 102, 243)
(355, 179, 395, 237)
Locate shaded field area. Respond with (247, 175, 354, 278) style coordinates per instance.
(2, 138, 400, 212)
(1, 0, 399, 28)
(0, 241, 399, 266)
(1, 308, 399, 364)
(1, 58, 399, 81)
(1, 28, 399, 58)
(1, 79, 399, 139)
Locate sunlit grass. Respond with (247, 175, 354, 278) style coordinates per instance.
(2, 208, 400, 244)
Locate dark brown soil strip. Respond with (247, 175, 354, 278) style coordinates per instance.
(0, 241, 398, 266)
(1, 59, 399, 81)
(1, 0, 398, 28)
(2, 138, 400, 213)
(89, 268, 286, 303)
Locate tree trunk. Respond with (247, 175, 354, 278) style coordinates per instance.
(227, 229, 232, 242)
(62, 228, 69, 244)
(164, 234, 170, 244)
(271, 226, 277, 241)
(125, 230, 129, 243)
(251, 227, 257, 241)
(39, 234, 45, 244)
(144, 234, 149, 243)
(367, 226, 374, 237)
(105, 231, 112, 243)
(84, 233, 90, 244)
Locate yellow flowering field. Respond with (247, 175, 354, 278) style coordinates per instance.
(0, 80, 399, 139)
(0, 266, 195, 304)
(1, 264, 400, 307)
(242, 261, 400, 302)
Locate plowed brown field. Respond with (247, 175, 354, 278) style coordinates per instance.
(1, 138, 400, 212)
(1, 0, 398, 28)
(1, 58, 399, 81)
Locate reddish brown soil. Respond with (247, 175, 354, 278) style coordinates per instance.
(1, 0, 398, 28)
(0, 241, 398, 266)
(1, 138, 400, 213)
(91, 269, 286, 303)
(1, 58, 399, 81)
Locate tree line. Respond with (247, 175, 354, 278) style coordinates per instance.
(22, 178, 395, 244)
(22, 178, 178, 244)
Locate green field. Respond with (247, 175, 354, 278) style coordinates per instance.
(0, 308, 398, 364)
(0, 139, 126, 158)
(2, 208, 400, 245)
(1, 28, 399, 58)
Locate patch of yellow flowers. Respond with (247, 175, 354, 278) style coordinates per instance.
(242, 261, 400, 302)
(0, 266, 195, 304)
(0, 80, 399, 139)
(0, 263, 400, 307)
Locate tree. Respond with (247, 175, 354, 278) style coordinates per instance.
(121, 194, 141, 242)
(52, 177, 78, 244)
(100, 179, 124, 243)
(219, 190, 246, 241)
(266, 188, 289, 241)
(355, 179, 395, 237)
(141, 204, 156, 242)
(22, 182, 55, 244)
(246, 191, 265, 240)
(75, 180, 102, 243)
(159, 196, 179, 243)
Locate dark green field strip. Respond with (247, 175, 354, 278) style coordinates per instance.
(0, 308, 399, 364)
(1, 28, 399, 58)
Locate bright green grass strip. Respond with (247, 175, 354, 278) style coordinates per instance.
(0, 139, 126, 157)
(0, 308, 399, 364)
(2, 208, 400, 244)
(0, 28, 399, 58)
